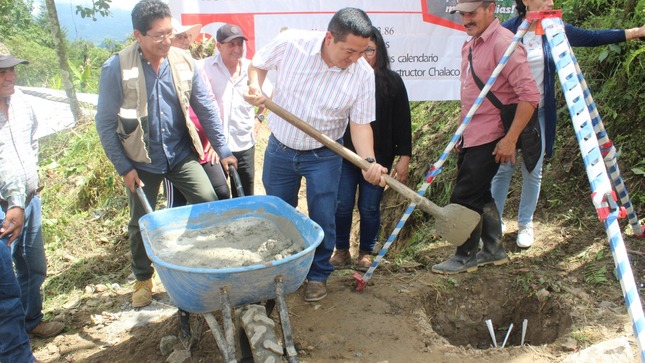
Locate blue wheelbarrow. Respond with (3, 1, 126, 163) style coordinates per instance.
(136, 181, 323, 362)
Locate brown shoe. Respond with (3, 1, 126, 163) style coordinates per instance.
(304, 281, 327, 302)
(132, 279, 153, 308)
(329, 249, 351, 268)
(355, 251, 373, 272)
(29, 321, 64, 338)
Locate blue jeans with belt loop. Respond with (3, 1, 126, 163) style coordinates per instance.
(262, 135, 343, 282)
(11, 196, 47, 332)
(1, 208, 36, 363)
(491, 107, 546, 226)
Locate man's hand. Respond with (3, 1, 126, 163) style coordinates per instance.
(1, 207, 25, 246)
(123, 169, 143, 193)
(493, 137, 517, 164)
(362, 162, 388, 187)
(243, 84, 266, 107)
(391, 156, 411, 184)
(204, 142, 219, 166)
(220, 155, 238, 174)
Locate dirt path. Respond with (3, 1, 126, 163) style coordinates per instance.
(31, 124, 642, 362)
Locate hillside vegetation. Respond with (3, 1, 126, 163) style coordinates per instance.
(0, 0, 643, 314)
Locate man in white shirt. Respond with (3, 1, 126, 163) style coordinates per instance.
(244, 8, 386, 302)
(200, 24, 266, 196)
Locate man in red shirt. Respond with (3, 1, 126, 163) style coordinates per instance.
(432, 0, 540, 274)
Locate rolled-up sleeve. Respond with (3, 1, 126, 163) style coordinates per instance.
(502, 43, 540, 107)
(0, 164, 26, 210)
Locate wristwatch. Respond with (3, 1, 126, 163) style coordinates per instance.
(365, 157, 376, 163)
(256, 114, 265, 122)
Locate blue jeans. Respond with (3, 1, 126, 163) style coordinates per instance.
(263, 135, 342, 282)
(335, 160, 384, 252)
(11, 196, 46, 332)
(491, 107, 546, 226)
(1, 209, 36, 363)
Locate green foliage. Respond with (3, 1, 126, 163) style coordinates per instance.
(190, 37, 216, 59)
(75, 0, 113, 21)
(38, 118, 130, 297)
(3, 35, 59, 87)
(547, 0, 645, 213)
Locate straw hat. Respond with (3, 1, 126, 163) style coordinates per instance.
(171, 18, 202, 40)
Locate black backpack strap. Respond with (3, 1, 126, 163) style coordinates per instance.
(469, 47, 504, 110)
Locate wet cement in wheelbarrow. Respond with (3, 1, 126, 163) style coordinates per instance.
(153, 216, 305, 269)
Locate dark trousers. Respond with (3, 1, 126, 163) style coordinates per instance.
(127, 156, 217, 280)
(450, 139, 502, 214)
(231, 146, 255, 197)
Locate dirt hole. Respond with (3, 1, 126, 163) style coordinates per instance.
(425, 274, 573, 349)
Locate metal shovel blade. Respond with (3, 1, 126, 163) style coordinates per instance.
(434, 203, 480, 246)
(264, 100, 480, 246)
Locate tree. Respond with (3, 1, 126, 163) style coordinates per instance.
(44, 0, 80, 121)
(75, 0, 113, 21)
(624, 0, 636, 17)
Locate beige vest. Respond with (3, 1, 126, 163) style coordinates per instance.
(117, 42, 204, 163)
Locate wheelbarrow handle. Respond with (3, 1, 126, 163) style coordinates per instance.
(228, 165, 245, 198)
(135, 184, 154, 215)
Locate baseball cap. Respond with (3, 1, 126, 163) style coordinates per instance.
(0, 54, 29, 68)
(450, 0, 495, 14)
(216, 23, 248, 43)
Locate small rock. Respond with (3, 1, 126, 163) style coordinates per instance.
(53, 312, 66, 321)
(160, 335, 179, 356)
(560, 337, 631, 363)
(85, 299, 99, 307)
(84, 285, 95, 294)
(95, 284, 108, 292)
(536, 288, 550, 302)
(166, 349, 191, 363)
(63, 299, 81, 309)
(561, 337, 578, 351)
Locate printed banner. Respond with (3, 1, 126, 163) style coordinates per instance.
(169, 0, 518, 101)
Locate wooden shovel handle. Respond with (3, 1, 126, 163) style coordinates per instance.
(263, 100, 440, 215)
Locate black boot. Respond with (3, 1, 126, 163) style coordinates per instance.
(476, 200, 509, 267)
(432, 217, 482, 274)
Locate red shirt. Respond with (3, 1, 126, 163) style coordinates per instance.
(460, 19, 540, 148)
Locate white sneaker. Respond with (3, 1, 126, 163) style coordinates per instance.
(517, 223, 534, 248)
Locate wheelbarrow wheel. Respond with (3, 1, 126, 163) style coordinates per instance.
(236, 304, 284, 362)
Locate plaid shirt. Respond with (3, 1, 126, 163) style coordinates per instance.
(0, 89, 38, 209)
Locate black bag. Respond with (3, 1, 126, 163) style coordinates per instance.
(468, 48, 542, 173)
(500, 103, 517, 132)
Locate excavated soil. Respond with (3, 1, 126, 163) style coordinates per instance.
(31, 124, 643, 362)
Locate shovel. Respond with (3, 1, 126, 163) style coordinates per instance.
(263, 99, 480, 246)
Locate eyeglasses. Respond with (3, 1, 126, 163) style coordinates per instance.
(145, 32, 175, 42)
(362, 47, 376, 56)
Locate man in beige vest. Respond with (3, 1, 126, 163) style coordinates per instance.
(95, 0, 236, 308)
